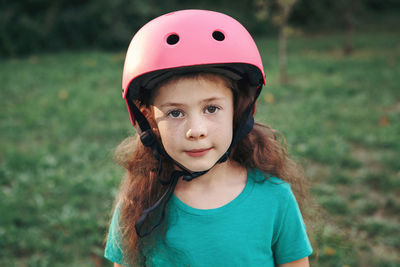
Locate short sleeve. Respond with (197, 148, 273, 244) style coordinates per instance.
(272, 188, 313, 264)
(104, 206, 128, 266)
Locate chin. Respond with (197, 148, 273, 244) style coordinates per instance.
(181, 163, 215, 172)
(171, 149, 227, 172)
(177, 158, 218, 173)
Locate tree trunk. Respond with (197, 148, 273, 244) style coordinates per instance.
(279, 24, 288, 84)
(343, 2, 355, 55)
(277, 0, 297, 84)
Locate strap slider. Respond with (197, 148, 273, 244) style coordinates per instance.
(140, 129, 156, 147)
(182, 175, 194, 181)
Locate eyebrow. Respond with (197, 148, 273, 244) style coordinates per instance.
(159, 97, 225, 108)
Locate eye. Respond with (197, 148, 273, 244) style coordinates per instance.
(168, 109, 183, 118)
(205, 105, 219, 114)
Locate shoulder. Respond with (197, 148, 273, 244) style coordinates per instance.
(248, 168, 293, 202)
(104, 203, 127, 266)
(246, 168, 298, 219)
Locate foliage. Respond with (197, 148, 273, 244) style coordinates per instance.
(1, 31, 399, 266)
(290, 0, 400, 30)
(0, 0, 159, 56)
(1, 0, 399, 56)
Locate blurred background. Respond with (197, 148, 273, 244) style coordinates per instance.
(0, 0, 399, 266)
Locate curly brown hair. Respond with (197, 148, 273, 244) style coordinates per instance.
(109, 73, 312, 266)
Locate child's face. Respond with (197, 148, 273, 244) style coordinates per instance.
(152, 75, 234, 172)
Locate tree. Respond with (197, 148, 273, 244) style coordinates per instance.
(274, 0, 298, 84)
(255, 0, 298, 84)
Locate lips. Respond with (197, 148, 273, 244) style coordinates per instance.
(184, 148, 211, 157)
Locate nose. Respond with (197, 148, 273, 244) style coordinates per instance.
(185, 115, 207, 140)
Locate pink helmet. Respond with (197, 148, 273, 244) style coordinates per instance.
(122, 9, 265, 125)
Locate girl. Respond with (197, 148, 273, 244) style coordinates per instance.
(105, 9, 313, 267)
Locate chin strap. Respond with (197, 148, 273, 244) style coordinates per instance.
(134, 171, 179, 238)
(127, 85, 260, 238)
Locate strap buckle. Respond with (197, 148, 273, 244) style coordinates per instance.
(140, 129, 156, 147)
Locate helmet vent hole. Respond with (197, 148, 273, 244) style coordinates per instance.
(212, 31, 225, 41)
(166, 34, 179, 45)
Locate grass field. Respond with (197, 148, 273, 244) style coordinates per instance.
(1, 31, 399, 266)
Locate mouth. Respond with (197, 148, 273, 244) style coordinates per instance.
(184, 148, 212, 157)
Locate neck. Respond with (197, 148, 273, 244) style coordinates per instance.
(175, 159, 246, 191)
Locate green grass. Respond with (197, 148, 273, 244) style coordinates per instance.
(1, 31, 399, 266)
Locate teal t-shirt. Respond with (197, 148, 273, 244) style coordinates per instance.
(105, 168, 312, 266)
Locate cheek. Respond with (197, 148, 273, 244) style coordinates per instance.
(210, 111, 234, 146)
(223, 120, 234, 142)
(156, 121, 168, 139)
(221, 107, 234, 136)
(156, 121, 179, 149)
(153, 109, 173, 144)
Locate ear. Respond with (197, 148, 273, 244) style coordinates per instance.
(140, 106, 151, 118)
(140, 106, 160, 135)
